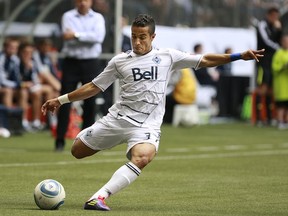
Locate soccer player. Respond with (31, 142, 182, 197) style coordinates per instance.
(41, 14, 264, 211)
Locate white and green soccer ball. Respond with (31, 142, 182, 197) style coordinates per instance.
(34, 179, 65, 210)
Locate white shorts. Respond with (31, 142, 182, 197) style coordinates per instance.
(76, 113, 161, 160)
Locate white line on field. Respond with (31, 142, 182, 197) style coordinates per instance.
(223, 145, 246, 151)
(0, 148, 27, 153)
(255, 144, 274, 149)
(0, 149, 288, 168)
(156, 149, 288, 161)
(196, 146, 220, 151)
(165, 148, 190, 153)
(280, 143, 288, 148)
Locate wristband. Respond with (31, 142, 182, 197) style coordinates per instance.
(58, 94, 70, 105)
(230, 53, 242, 61)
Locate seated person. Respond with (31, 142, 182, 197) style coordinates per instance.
(193, 43, 219, 88)
(0, 37, 22, 107)
(33, 38, 61, 97)
(216, 47, 233, 76)
(164, 68, 197, 123)
(18, 41, 54, 130)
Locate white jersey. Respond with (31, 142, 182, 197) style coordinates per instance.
(92, 48, 202, 129)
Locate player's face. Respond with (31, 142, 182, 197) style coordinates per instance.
(131, 26, 155, 55)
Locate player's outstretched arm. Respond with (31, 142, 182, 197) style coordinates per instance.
(199, 49, 265, 68)
(41, 82, 101, 115)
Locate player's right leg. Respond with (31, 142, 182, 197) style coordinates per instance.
(84, 126, 160, 211)
(83, 143, 156, 211)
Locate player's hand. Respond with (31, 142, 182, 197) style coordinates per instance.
(241, 49, 265, 62)
(41, 98, 61, 116)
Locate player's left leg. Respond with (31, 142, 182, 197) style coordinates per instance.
(71, 138, 99, 159)
(71, 115, 124, 159)
(84, 143, 156, 211)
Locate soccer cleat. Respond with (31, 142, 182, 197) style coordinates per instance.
(83, 197, 111, 211)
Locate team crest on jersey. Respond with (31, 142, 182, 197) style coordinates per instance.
(152, 55, 161, 64)
(86, 129, 93, 137)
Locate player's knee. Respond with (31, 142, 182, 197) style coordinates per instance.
(71, 139, 85, 159)
(130, 144, 156, 169)
(71, 145, 83, 159)
(131, 153, 154, 169)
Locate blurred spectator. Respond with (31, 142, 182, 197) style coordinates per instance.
(193, 43, 219, 88)
(93, 0, 114, 53)
(147, 0, 173, 26)
(255, 6, 282, 125)
(163, 68, 197, 124)
(192, 43, 218, 115)
(121, 16, 132, 52)
(272, 34, 288, 130)
(0, 37, 22, 136)
(18, 41, 54, 131)
(216, 47, 233, 76)
(34, 38, 61, 97)
(0, 38, 22, 107)
(215, 47, 236, 117)
(56, 0, 106, 151)
(173, 0, 193, 26)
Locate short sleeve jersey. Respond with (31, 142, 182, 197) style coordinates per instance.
(92, 48, 202, 129)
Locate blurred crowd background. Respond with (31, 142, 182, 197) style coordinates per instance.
(1, 0, 288, 28)
(1, 0, 288, 50)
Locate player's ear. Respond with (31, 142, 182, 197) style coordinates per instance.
(151, 33, 156, 40)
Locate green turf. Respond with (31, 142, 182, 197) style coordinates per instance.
(0, 122, 288, 216)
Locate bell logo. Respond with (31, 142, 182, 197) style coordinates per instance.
(132, 66, 158, 81)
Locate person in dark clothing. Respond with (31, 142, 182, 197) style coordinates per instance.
(255, 6, 282, 125)
(0, 38, 21, 107)
(193, 43, 219, 88)
(55, 0, 106, 151)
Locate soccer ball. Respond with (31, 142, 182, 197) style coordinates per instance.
(34, 179, 66, 210)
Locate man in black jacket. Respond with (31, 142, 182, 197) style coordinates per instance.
(255, 6, 282, 125)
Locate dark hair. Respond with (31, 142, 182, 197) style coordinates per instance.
(267, 6, 279, 14)
(18, 41, 34, 54)
(193, 43, 202, 53)
(224, 47, 232, 53)
(132, 14, 155, 34)
(36, 38, 52, 47)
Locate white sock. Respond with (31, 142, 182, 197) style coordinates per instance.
(89, 162, 141, 200)
(32, 119, 41, 127)
(22, 119, 29, 127)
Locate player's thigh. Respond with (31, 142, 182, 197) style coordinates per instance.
(71, 137, 99, 159)
(73, 117, 125, 157)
